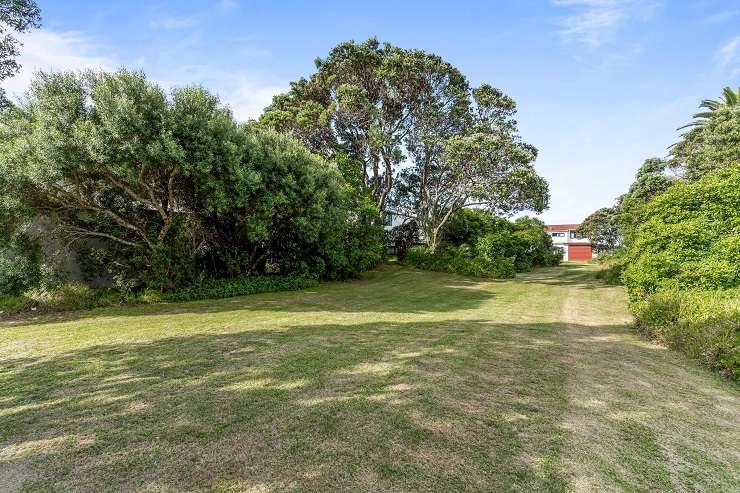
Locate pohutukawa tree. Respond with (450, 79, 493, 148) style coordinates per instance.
(393, 84, 549, 252)
(260, 37, 470, 219)
(577, 206, 621, 253)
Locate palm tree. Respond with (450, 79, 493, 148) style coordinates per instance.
(679, 85, 740, 131)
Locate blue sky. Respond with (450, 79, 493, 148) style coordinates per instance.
(4, 0, 739, 223)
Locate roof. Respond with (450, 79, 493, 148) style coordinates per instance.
(544, 223, 580, 232)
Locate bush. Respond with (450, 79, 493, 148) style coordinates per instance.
(594, 249, 626, 285)
(442, 210, 560, 272)
(164, 275, 319, 303)
(621, 166, 740, 298)
(0, 284, 132, 316)
(632, 288, 740, 382)
(405, 245, 515, 279)
(0, 245, 41, 296)
(0, 70, 377, 291)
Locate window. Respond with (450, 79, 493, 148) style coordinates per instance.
(551, 232, 565, 237)
(569, 230, 578, 239)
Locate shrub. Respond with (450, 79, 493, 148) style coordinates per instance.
(632, 288, 740, 382)
(0, 245, 41, 295)
(621, 166, 740, 298)
(0, 70, 376, 291)
(442, 210, 560, 272)
(594, 251, 625, 285)
(164, 275, 318, 303)
(405, 245, 515, 279)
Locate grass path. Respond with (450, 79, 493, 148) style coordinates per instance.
(0, 264, 738, 492)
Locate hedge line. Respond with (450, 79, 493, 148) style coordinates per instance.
(0, 275, 318, 318)
(405, 245, 516, 279)
(632, 288, 740, 382)
(164, 275, 318, 302)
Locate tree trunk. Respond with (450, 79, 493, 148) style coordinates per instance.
(426, 224, 441, 254)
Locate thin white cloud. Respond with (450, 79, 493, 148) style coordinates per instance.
(157, 65, 284, 122)
(552, 0, 660, 47)
(703, 9, 740, 24)
(150, 16, 199, 30)
(223, 73, 284, 121)
(1, 29, 115, 98)
(717, 35, 740, 75)
(219, 0, 238, 9)
(2, 27, 282, 122)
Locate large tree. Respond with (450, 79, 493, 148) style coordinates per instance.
(0, 0, 41, 106)
(260, 38, 469, 218)
(393, 84, 548, 252)
(577, 206, 621, 253)
(0, 69, 353, 288)
(670, 86, 740, 181)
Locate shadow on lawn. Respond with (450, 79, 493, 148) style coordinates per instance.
(2, 266, 500, 328)
(517, 263, 611, 290)
(3, 317, 729, 492)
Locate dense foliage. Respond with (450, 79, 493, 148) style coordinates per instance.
(262, 38, 549, 244)
(405, 209, 560, 277)
(405, 245, 516, 279)
(583, 85, 740, 379)
(632, 288, 739, 382)
(621, 166, 740, 297)
(576, 207, 621, 253)
(0, 70, 382, 297)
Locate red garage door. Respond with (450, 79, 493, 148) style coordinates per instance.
(568, 244, 592, 262)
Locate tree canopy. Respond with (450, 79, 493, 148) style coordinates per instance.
(576, 206, 621, 253)
(670, 86, 740, 181)
(261, 38, 548, 235)
(0, 69, 381, 290)
(0, 0, 41, 106)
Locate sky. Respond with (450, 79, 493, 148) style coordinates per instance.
(3, 0, 739, 223)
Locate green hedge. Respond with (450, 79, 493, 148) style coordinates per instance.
(621, 166, 740, 298)
(0, 275, 319, 317)
(632, 288, 740, 382)
(164, 275, 318, 302)
(405, 245, 516, 279)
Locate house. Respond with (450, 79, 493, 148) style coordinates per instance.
(544, 223, 592, 262)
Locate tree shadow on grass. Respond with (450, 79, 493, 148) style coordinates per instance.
(2, 266, 500, 328)
(517, 264, 614, 290)
(2, 318, 737, 492)
(2, 319, 568, 492)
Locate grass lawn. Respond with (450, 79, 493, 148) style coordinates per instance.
(1, 264, 738, 492)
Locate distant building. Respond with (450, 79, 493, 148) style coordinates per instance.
(544, 223, 592, 262)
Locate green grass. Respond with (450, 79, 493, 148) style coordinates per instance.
(1, 264, 738, 492)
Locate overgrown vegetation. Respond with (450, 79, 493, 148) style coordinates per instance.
(632, 288, 739, 382)
(580, 85, 740, 379)
(403, 209, 560, 277)
(405, 244, 516, 278)
(0, 69, 384, 310)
